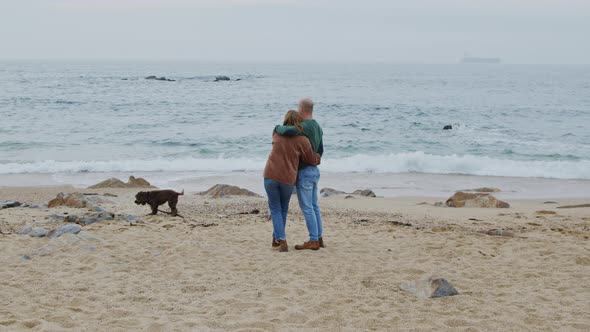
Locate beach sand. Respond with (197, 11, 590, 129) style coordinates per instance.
(1, 186, 589, 331)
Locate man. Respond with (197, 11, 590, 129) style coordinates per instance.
(274, 98, 324, 250)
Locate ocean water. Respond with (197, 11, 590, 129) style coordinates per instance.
(1, 61, 589, 195)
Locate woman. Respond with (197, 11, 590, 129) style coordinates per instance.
(263, 110, 321, 252)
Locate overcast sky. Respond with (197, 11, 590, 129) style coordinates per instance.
(1, 0, 589, 63)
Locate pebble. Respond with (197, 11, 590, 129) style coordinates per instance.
(47, 223, 82, 238)
(401, 276, 459, 299)
(0, 201, 22, 209)
(29, 227, 50, 237)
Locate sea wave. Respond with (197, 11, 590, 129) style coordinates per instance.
(1, 152, 589, 180)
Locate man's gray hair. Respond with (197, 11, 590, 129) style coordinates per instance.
(299, 98, 314, 112)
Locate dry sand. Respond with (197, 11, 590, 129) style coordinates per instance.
(1, 186, 589, 331)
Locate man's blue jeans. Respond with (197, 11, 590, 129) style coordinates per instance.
(296, 166, 322, 241)
(264, 178, 294, 241)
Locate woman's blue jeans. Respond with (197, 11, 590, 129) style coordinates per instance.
(264, 178, 294, 241)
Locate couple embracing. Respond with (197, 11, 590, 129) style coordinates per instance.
(263, 98, 324, 252)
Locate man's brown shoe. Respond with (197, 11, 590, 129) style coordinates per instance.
(294, 241, 320, 250)
(319, 237, 325, 248)
(272, 237, 280, 249)
(278, 240, 288, 252)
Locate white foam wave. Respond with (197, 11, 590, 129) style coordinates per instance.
(1, 152, 589, 180)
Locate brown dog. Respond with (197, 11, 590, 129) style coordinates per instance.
(135, 189, 184, 216)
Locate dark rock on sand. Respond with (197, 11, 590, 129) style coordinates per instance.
(1, 201, 22, 209)
(320, 188, 347, 197)
(47, 223, 82, 238)
(29, 227, 50, 238)
(214, 76, 231, 82)
(445, 192, 509, 208)
(443, 125, 453, 130)
(400, 277, 459, 299)
(88, 176, 155, 189)
(352, 189, 377, 198)
(82, 212, 114, 225)
(199, 184, 260, 198)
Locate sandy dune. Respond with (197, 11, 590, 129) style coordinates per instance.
(1, 187, 589, 331)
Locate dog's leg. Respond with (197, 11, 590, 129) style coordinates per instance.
(169, 197, 178, 216)
(150, 204, 158, 215)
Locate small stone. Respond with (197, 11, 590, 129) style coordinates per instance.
(29, 227, 50, 237)
(443, 125, 453, 130)
(28, 204, 48, 209)
(214, 76, 231, 81)
(344, 195, 355, 199)
(17, 225, 32, 235)
(47, 223, 82, 238)
(64, 215, 81, 223)
(400, 276, 459, 299)
(0, 201, 22, 209)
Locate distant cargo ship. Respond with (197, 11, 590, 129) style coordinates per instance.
(461, 56, 500, 64)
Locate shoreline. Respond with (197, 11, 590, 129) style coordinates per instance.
(1, 171, 590, 199)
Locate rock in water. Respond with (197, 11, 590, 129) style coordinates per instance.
(47, 223, 82, 238)
(445, 192, 509, 208)
(145, 75, 175, 81)
(320, 188, 347, 197)
(214, 76, 231, 81)
(443, 125, 453, 130)
(352, 189, 377, 198)
(400, 277, 459, 299)
(1, 201, 22, 209)
(199, 184, 260, 198)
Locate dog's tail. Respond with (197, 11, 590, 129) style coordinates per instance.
(178, 189, 184, 196)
